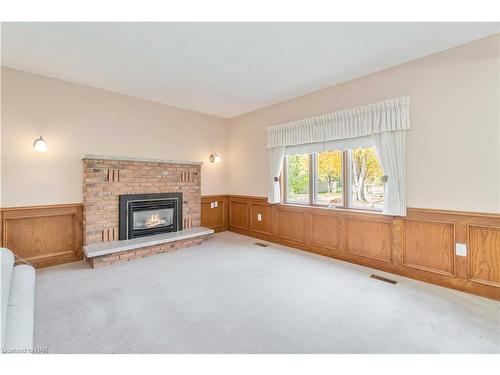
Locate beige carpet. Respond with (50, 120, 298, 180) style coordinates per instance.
(34, 231, 500, 353)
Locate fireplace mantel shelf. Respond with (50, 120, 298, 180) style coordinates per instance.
(84, 227, 214, 258)
(82, 154, 203, 165)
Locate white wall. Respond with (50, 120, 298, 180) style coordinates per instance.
(2, 34, 499, 213)
(1, 67, 229, 207)
(227, 34, 500, 213)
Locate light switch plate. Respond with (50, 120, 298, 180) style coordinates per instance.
(210, 202, 214, 208)
(456, 243, 467, 257)
(257, 214, 262, 221)
(214, 201, 218, 208)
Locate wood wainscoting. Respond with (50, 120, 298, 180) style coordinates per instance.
(201, 195, 500, 300)
(0, 203, 83, 268)
(1, 198, 498, 299)
(201, 195, 229, 232)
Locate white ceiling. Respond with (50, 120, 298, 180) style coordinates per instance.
(2, 22, 499, 118)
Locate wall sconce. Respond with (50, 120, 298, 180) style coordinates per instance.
(209, 153, 221, 163)
(33, 136, 48, 152)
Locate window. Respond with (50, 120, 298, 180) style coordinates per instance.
(284, 153, 310, 204)
(284, 146, 384, 211)
(315, 150, 343, 206)
(349, 147, 384, 210)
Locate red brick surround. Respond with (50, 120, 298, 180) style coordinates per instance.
(82, 157, 201, 246)
(86, 236, 208, 268)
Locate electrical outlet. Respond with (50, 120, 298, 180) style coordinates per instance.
(210, 202, 214, 208)
(456, 243, 467, 257)
(257, 213, 262, 221)
(214, 201, 218, 208)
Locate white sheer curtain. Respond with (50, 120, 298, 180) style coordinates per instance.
(266, 97, 410, 215)
(372, 131, 406, 216)
(268, 146, 286, 204)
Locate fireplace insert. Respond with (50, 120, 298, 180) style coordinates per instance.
(119, 193, 182, 240)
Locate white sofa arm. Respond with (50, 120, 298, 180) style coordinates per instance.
(1, 248, 35, 354)
(1, 248, 15, 349)
(4, 264, 35, 353)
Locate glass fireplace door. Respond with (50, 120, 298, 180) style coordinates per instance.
(132, 208, 174, 230)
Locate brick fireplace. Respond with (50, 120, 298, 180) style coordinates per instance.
(82, 155, 212, 267)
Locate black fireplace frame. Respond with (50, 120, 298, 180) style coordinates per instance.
(119, 192, 183, 240)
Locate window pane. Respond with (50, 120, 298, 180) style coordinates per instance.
(286, 153, 309, 204)
(350, 147, 384, 210)
(316, 150, 343, 206)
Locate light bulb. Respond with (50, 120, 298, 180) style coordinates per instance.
(33, 136, 48, 152)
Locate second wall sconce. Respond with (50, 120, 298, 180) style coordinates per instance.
(209, 153, 221, 163)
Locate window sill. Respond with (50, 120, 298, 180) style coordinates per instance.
(279, 202, 387, 216)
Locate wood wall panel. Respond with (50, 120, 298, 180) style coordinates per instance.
(251, 203, 273, 235)
(276, 209, 306, 243)
(4, 214, 74, 259)
(310, 213, 340, 253)
(346, 218, 392, 262)
(468, 225, 500, 287)
(0, 204, 83, 268)
(402, 219, 455, 276)
(228, 199, 249, 230)
(201, 195, 228, 232)
(213, 195, 500, 300)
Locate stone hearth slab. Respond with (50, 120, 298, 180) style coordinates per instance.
(84, 227, 214, 258)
